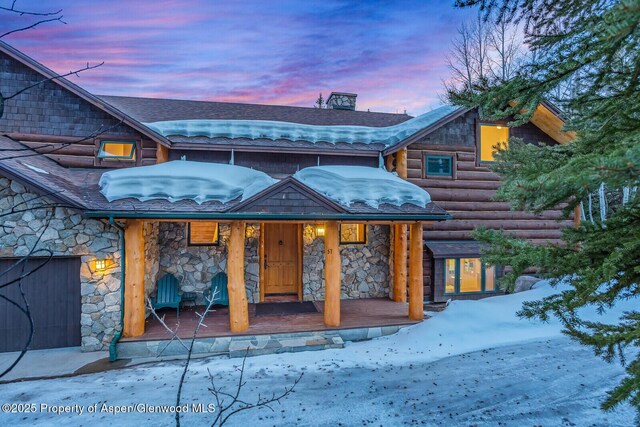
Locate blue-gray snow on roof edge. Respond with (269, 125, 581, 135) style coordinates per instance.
(143, 105, 462, 147)
(293, 166, 432, 208)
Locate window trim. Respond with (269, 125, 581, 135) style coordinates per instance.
(477, 122, 509, 164)
(422, 150, 456, 180)
(97, 140, 137, 160)
(425, 154, 453, 177)
(339, 223, 367, 245)
(443, 257, 496, 295)
(187, 222, 220, 247)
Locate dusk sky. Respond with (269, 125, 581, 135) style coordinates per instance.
(3, 1, 476, 116)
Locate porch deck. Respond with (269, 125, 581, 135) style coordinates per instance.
(120, 298, 419, 342)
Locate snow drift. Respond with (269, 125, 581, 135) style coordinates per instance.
(143, 105, 462, 147)
(293, 165, 431, 208)
(99, 160, 277, 204)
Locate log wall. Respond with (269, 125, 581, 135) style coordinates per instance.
(406, 109, 574, 300)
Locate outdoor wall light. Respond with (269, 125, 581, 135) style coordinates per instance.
(95, 259, 107, 271)
(315, 225, 326, 237)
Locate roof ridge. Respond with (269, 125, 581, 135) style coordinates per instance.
(97, 94, 412, 117)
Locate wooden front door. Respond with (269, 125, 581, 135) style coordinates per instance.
(263, 224, 301, 297)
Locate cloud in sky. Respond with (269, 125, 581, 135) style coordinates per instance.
(2, 0, 476, 115)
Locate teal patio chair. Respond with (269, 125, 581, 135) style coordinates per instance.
(153, 274, 182, 316)
(204, 272, 229, 306)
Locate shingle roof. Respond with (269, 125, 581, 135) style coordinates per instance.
(99, 95, 412, 127)
(0, 137, 450, 220)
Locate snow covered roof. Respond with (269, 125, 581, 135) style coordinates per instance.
(293, 166, 432, 208)
(142, 106, 462, 148)
(99, 160, 277, 204)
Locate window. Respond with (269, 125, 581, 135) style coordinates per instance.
(97, 140, 136, 160)
(444, 258, 496, 294)
(425, 155, 453, 176)
(188, 222, 220, 246)
(479, 124, 509, 162)
(339, 224, 366, 244)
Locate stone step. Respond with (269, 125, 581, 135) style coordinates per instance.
(228, 333, 344, 358)
(116, 326, 411, 359)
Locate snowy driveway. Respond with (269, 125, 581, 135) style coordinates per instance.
(0, 282, 636, 426)
(0, 336, 633, 426)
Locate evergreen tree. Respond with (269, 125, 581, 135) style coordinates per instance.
(314, 92, 325, 109)
(450, 0, 640, 414)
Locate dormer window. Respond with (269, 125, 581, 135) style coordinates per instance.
(479, 124, 508, 162)
(98, 140, 136, 160)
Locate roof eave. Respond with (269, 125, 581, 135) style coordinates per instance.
(83, 211, 452, 221)
(382, 107, 472, 156)
(0, 162, 86, 209)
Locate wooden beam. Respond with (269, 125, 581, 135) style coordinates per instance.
(385, 154, 395, 172)
(115, 218, 429, 225)
(228, 221, 249, 332)
(324, 221, 341, 327)
(123, 219, 145, 337)
(573, 205, 581, 228)
(259, 223, 265, 303)
(396, 148, 408, 179)
(393, 224, 407, 302)
(408, 222, 424, 320)
(530, 104, 576, 145)
(156, 143, 169, 164)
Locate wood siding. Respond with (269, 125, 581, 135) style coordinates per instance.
(407, 110, 573, 300)
(0, 257, 81, 352)
(0, 52, 155, 168)
(170, 149, 377, 176)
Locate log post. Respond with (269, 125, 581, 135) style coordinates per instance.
(573, 205, 581, 228)
(124, 219, 145, 337)
(228, 221, 249, 332)
(396, 148, 408, 179)
(386, 149, 409, 303)
(324, 221, 341, 327)
(408, 222, 424, 320)
(156, 143, 169, 164)
(393, 224, 407, 302)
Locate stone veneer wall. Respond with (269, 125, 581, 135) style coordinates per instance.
(155, 223, 390, 304)
(302, 224, 391, 300)
(156, 222, 260, 304)
(0, 176, 122, 351)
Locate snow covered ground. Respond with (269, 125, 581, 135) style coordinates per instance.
(0, 281, 636, 426)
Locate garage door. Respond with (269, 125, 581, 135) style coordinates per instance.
(0, 257, 81, 352)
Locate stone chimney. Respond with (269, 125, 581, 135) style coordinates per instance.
(326, 92, 357, 111)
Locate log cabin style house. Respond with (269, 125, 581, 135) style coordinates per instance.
(0, 41, 574, 355)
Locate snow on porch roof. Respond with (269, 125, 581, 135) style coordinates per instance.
(98, 161, 434, 213)
(142, 105, 462, 147)
(293, 166, 432, 209)
(99, 160, 277, 204)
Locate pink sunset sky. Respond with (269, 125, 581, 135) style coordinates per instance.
(2, 0, 476, 115)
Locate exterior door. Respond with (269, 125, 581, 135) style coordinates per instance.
(0, 257, 81, 352)
(263, 224, 300, 296)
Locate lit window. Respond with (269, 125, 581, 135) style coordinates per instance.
(479, 124, 509, 162)
(444, 258, 496, 294)
(98, 141, 136, 160)
(339, 224, 366, 244)
(425, 155, 453, 176)
(188, 222, 220, 246)
(445, 258, 456, 294)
